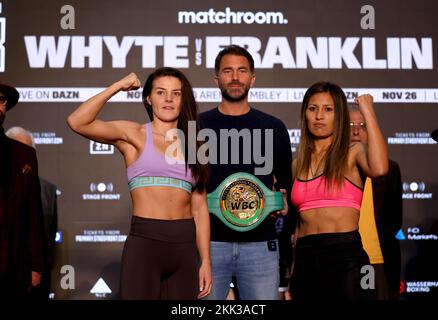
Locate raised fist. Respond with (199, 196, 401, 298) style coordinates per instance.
(354, 94, 374, 115)
(117, 73, 141, 91)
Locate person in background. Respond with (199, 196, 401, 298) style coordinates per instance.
(6, 126, 58, 300)
(0, 83, 46, 299)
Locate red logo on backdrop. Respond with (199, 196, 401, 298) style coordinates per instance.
(400, 281, 406, 293)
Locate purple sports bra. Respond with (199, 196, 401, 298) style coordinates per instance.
(126, 122, 196, 193)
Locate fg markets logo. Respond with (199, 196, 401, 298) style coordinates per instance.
(82, 182, 121, 200)
(402, 181, 432, 200)
(396, 229, 406, 240)
(90, 140, 114, 155)
(396, 227, 438, 241)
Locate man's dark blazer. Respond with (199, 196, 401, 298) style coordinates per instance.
(0, 130, 46, 298)
(36, 177, 58, 299)
(371, 159, 403, 295)
(40, 177, 57, 262)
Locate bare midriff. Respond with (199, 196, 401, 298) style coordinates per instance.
(130, 186, 192, 220)
(297, 206, 359, 237)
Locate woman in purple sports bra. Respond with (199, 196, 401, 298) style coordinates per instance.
(67, 68, 211, 300)
(287, 82, 388, 300)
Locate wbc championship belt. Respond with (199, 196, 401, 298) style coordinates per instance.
(207, 172, 284, 232)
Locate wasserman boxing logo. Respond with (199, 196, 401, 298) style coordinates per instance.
(178, 7, 288, 25)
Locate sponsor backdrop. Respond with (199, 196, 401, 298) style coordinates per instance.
(1, 0, 437, 299)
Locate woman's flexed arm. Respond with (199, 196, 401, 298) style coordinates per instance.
(67, 73, 141, 144)
(353, 94, 388, 178)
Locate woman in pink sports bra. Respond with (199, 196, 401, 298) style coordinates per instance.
(67, 68, 211, 300)
(287, 82, 388, 300)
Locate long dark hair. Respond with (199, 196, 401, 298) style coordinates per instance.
(295, 81, 350, 189)
(142, 67, 209, 192)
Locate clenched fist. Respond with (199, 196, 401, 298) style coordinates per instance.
(354, 94, 375, 116)
(116, 73, 141, 91)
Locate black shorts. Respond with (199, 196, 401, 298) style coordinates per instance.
(290, 230, 370, 300)
(120, 215, 199, 300)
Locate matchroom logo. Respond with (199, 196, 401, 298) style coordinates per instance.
(178, 7, 288, 25)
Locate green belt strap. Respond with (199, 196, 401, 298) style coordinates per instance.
(207, 172, 284, 232)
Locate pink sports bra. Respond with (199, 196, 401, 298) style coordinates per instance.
(291, 175, 363, 213)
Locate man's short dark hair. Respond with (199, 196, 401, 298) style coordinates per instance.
(214, 45, 255, 75)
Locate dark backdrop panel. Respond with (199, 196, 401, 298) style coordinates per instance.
(1, 0, 437, 299)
